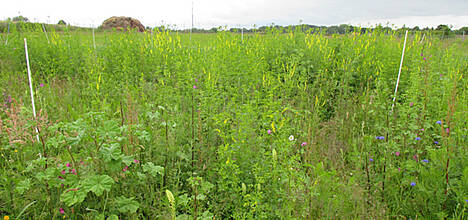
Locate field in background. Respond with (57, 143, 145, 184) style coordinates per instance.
(0, 27, 467, 219)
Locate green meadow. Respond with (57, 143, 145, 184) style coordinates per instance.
(0, 26, 467, 219)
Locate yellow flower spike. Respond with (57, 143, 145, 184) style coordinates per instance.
(4, 216, 9, 220)
(14, 149, 18, 153)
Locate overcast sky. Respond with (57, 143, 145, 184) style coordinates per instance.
(2, 0, 467, 29)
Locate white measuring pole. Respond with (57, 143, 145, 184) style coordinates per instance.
(24, 38, 41, 143)
(5, 22, 10, 45)
(419, 33, 425, 44)
(391, 30, 408, 112)
(190, 1, 193, 41)
(92, 28, 96, 51)
(42, 23, 50, 44)
(241, 28, 244, 43)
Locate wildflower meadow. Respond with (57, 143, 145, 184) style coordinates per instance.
(0, 25, 467, 219)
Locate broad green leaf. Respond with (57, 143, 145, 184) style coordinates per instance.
(121, 155, 134, 166)
(200, 211, 214, 220)
(142, 162, 164, 177)
(35, 167, 57, 181)
(61, 189, 87, 206)
(177, 194, 189, 207)
(200, 180, 214, 193)
(94, 214, 105, 220)
(82, 175, 114, 196)
(115, 196, 139, 214)
(100, 143, 122, 162)
(107, 214, 119, 220)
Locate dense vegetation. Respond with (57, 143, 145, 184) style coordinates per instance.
(1, 16, 468, 36)
(0, 26, 467, 219)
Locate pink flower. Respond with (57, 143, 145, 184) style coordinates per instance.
(40, 83, 44, 87)
(301, 142, 307, 147)
(134, 159, 139, 163)
(409, 102, 413, 107)
(195, 78, 198, 82)
(445, 128, 450, 134)
(420, 128, 424, 131)
(59, 208, 65, 214)
(193, 85, 197, 89)
(61, 170, 66, 175)
(66, 163, 71, 167)
(413, 154, 418, 160)
(398, 167, 401, 172)
(267, 129, 272, 134)
(70, 169, 77, 175)
(395, 151, 400, 156)
(123, 166, 128, 172)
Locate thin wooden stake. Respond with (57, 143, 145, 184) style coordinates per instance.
(391, 30, 408, 112)
(24, 38, 41, 144)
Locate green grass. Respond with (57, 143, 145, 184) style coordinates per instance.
(0, 27, 467, 219)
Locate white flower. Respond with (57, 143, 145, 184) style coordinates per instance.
(289, 135, 294, 141)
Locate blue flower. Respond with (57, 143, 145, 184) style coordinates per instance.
(436, 120, 442, 125)
(422, 159, 429, 163)
(411, 182, 416, 186)
(369, 158, 374, 162)
(434, 141, 439, 145)
(415, 137, 421, 141)
(375, 136, 385, 140)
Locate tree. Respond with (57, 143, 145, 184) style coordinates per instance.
(58, 20, 67, 25)
(456, 27, 468, 35)
(436, 24, 453, 38)
(339, 24, 354, 33)
(12, 16, 29, 22)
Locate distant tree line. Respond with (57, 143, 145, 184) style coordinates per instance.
(0, 16, 89, 33)
(2, 16, 468, 37)
(162, 24, 468, 38)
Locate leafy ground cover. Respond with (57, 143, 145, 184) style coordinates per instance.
(0, 27, 467, 219)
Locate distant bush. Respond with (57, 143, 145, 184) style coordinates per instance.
(12, 15, 29, 22)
